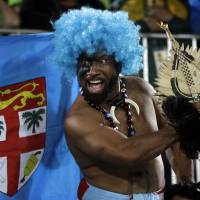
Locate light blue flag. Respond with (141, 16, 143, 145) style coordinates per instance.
(0, 33, 81, 200)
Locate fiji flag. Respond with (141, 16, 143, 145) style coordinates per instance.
(0, 33, 81, 200)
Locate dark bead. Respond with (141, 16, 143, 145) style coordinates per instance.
(128, 121, 133, 124)
(129, 131, 135, 137)
(129, 125, 134, 129)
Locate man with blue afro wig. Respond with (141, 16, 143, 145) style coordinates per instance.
(54, 7, 193, 200)
(52, 7, 143, 78)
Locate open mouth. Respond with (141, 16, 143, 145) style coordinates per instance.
(87, 79, 105, 94)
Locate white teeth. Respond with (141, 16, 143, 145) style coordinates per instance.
(89, 80, 102, 84)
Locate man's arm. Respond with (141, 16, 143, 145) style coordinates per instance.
(65, 109, 178, 169)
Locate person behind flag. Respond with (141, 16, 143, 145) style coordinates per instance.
(51, 7, 193, 200)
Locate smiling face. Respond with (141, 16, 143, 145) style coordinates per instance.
(77, 53, 121, 104)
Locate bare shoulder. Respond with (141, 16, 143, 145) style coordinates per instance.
(124, 76, 155, 96)
(64, 96, 101, 138)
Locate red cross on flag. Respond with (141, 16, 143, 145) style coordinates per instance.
(0, 77, 46, 196)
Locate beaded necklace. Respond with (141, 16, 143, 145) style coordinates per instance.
(87, 79, 135, 137)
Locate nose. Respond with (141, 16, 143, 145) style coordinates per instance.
(86, 63, 99, 75)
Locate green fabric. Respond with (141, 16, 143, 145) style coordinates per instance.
(7, 0, 22, 6)
(99, 0, 111, 9)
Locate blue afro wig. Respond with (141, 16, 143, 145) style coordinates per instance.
(51, 7, 143, 79)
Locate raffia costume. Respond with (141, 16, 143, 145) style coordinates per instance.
(155, 22, 200, 158)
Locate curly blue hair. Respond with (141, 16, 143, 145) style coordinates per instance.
(51, 7, 143, 79)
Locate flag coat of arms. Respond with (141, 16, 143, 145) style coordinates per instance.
(0, 77, 46, 196)
(0, 33, 81, 200)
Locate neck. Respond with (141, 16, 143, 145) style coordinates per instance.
(102, 77, 121, 106)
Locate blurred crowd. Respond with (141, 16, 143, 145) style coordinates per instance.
(0, 0, 200, 34)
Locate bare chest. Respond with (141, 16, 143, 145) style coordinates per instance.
(102, 96, 158, 137)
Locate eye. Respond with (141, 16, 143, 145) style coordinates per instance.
(84, 60, 90, 67)
(80, 60, 90, 68)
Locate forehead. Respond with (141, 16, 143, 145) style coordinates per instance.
(77, 52, 122, 74)
(79, 52, 115, 62)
